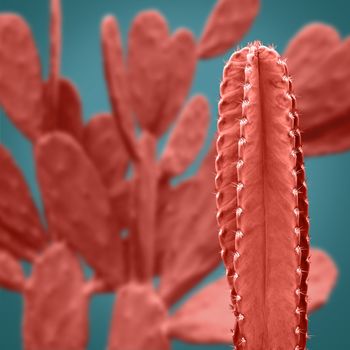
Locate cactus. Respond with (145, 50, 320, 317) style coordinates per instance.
(35, 132, 125, 286)
(216, 42, 310, 349)
(0, 0, 83, 141)
(0, 1, 341, 349)
(0, 147, 46, 259)
(98, 2, 256, 301)
(23, 242, 89, 350)
(0, 241, 90, 350)
(0, 140, 113, 349)
(283, 23, 350, 156)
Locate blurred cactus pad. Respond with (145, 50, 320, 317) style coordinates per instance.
(0, 0, 349, 349)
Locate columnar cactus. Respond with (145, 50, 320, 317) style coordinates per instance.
(216, 42, 310, 349)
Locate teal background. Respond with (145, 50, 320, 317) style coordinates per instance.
(0, 0, 349, 348)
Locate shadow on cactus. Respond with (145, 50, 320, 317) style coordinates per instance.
(0, 0, 343, 349)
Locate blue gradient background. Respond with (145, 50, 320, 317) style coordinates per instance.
(0, 0, 349, 349)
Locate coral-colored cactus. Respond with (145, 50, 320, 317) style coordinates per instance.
(24, 242, 89, 350)
(284, 23, 350, 156)
(0, 0, 341, 349)
(216, 42, 310, 349)
(0, 142, 100, 350)
(35, 132, 125, 286)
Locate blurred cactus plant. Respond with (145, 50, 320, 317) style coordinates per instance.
(0, 0, 342, 349)
(283, 23, 350, 156)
